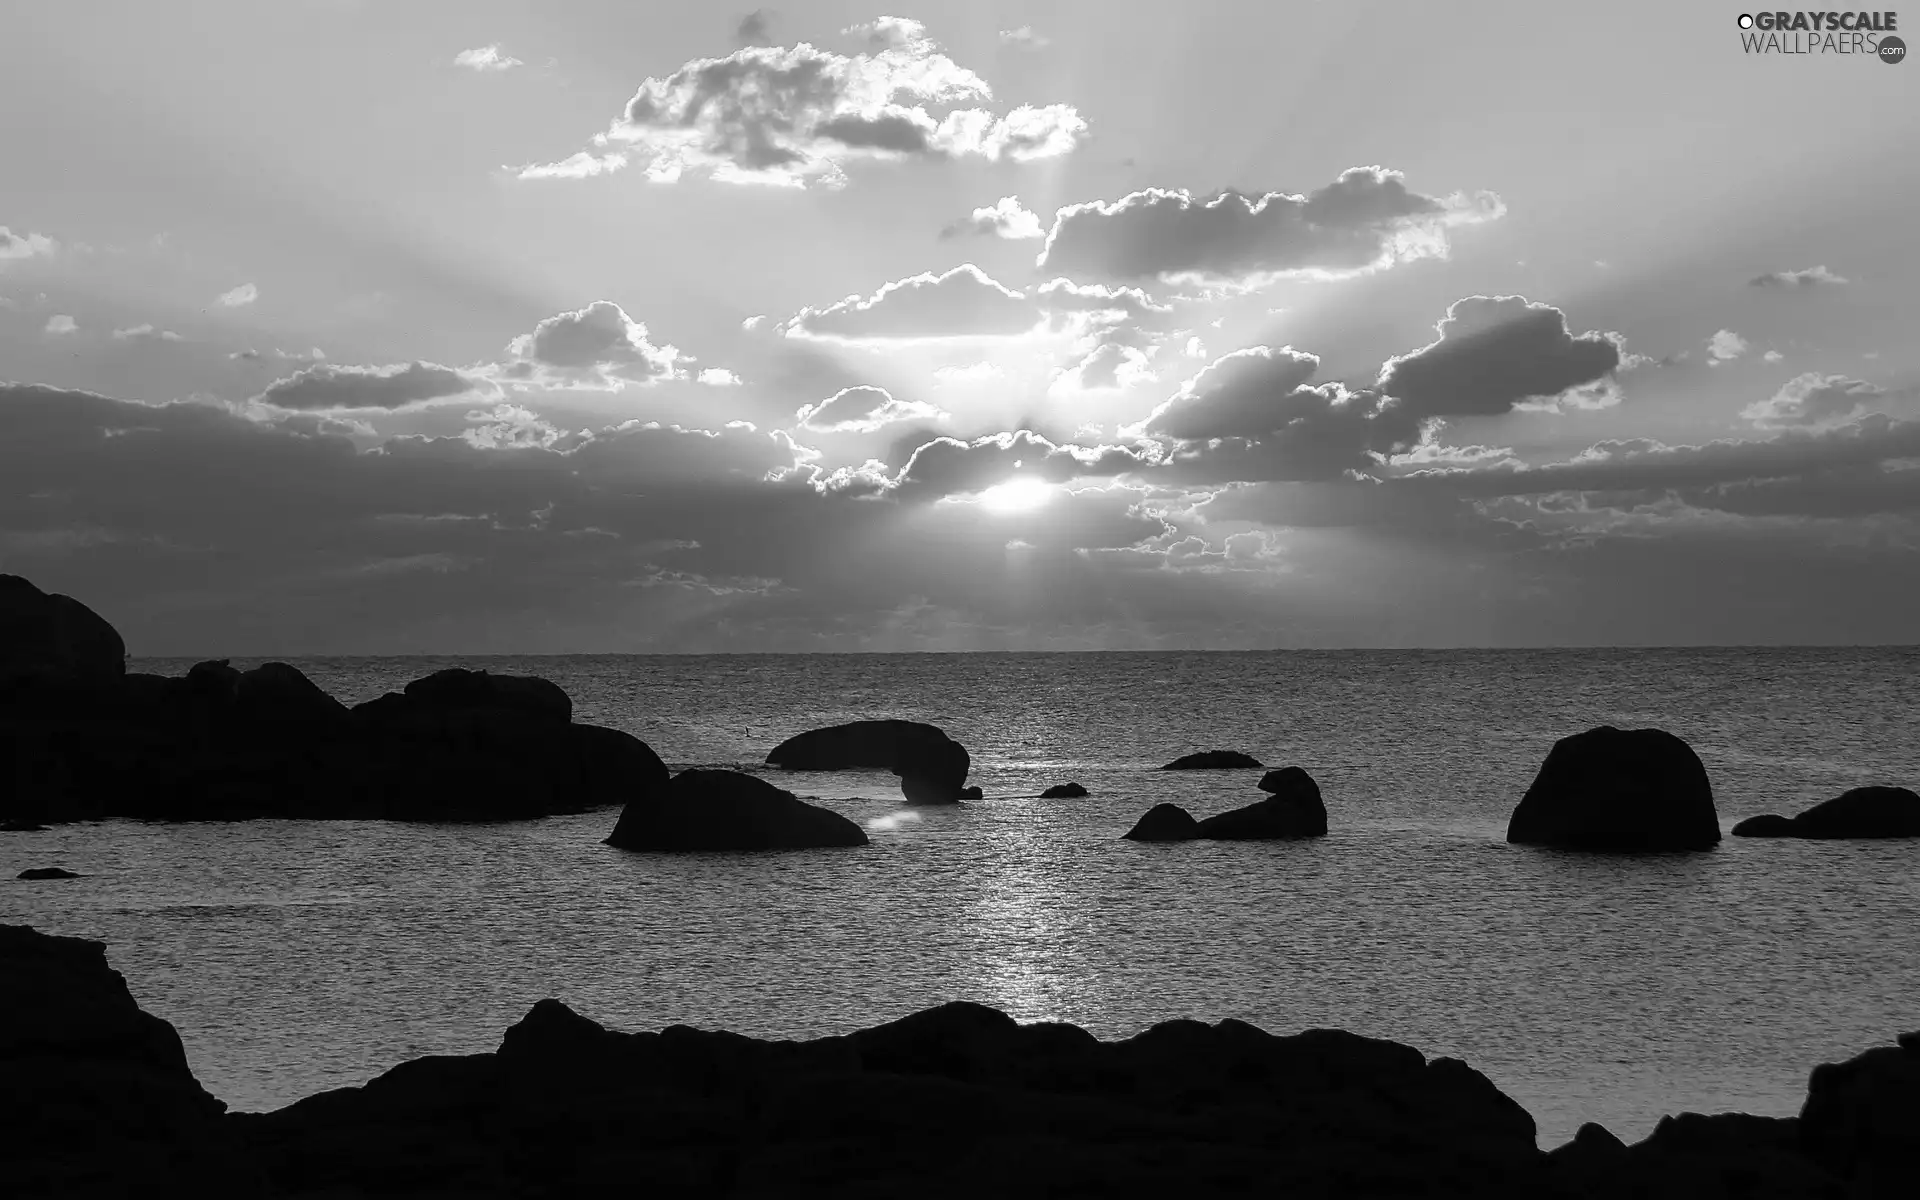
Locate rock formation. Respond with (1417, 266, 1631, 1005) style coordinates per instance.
(604, 768, 869, 851)
(765, 719, 972, 803)
(1506, 726, 1722, 852)
(1041, 781, 1088, 798)
(1733, 786, 1920, 840)
(1123, 802, 1202, 841)
(1161, 749, 1264, 770)
(1125, 767, 1330, 842)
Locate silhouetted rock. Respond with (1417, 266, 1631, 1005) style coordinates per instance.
(1734, 786, 1920, 840)
(2, 819, 49, 831)
(1196, 766, 1329, 839)
(956, 784, 983, 800)
(1506, 726, 1722, 851)
(1, 925, 242, 1196)
(604, 768, 868, 852)
(0, 574, 125, 686)
(17, 866, 82, 880)
(1123, 802, 1201, 841)
(1, 575, 668, 824)
(1799, 1028, 1920, 1192)
(1161, 749, 1263, 769)
(767, 719, 972, 803)
(1733, 813, 1800, 838)
(1041, 781, 1088, 798)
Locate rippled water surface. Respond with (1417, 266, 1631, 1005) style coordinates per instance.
(6, 648, 1919, 1146)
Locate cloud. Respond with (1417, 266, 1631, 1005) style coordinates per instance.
(1742, 373, 1889, 429)
(217, 283, 259, 307)
(736, 10, 774, 45)
(518, 17, 1086, 187)
(501, 300, 685, 389)
(0, 225, 56, 261)
(998, 26, 1050, 49)
(44, 314, 77, 335)
(697, 367, 744, 386)
(795, 385, 944, 432)
(1749, 265, 1847, 288)
(454, 45, 524, 71)
(885, 429, 1161, 502)
(933, 362, 1001, 384)
(1038, 167, 1504, 284)
(941, 195, 1045, 240)
(1376, 297, 1623, 420)
(258, 362, 489, 412)
(782, 264, 1039, 342)
(111, 324, 184, 342)
(1706, 329, 1748, 365)
(1050, 342, 1156, 395)
(1763, 349, 1784, 363)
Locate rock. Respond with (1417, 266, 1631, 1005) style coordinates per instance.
(1123, 802, 1201, 841)
(604, 768, 869, 852)
(0, 574, 126, 686)
(1732, 813, 1798, 838)
(1506, 726, 1722, 851)
(235, 662, 350, 728)
(1799, 1028, 1920, 1192)
(1734, 786, 1920, 840)
(17, 866, 83, 880)
(766, 719, 972, 803)
(402, 667, 571, 723)
(1, 925, 241, 1195)
(1161, 750, 1263, 770)
(1196, 766, 1328, 839)
(1040, 781, 1088, 799)
(956, 784, 983, 801)
(184, 658, 242, 703)
(2, 820, 49, 832)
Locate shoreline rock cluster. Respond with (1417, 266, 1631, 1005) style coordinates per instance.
(7, 921, 1918, 1199)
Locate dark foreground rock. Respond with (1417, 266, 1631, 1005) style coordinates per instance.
(766, 719, 973, 803)
(1162, 749, 1264, 770)
(0, 574, 126, 685)
(1196, 766, 1329, 839)
(1734, 786, 1920, 840)
(1126, 767, 1330, 842)
(1041, 781, 1088, 798)
(604, 768, 868, 851)
(3, 653, 669, 823)
(18, 866, 83, 879)
(11, 922, 1920, 1199)
(1123, 801, 1202, 840)
(1506, 726, 1722, 852)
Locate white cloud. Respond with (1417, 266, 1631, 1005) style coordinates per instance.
(1706, 329, 1748, 365)
(43, 314, 76, 335)
(1741, 373, 1889, 429)
(942, 195, 1045, 240)
(795, 385, 946, 433)
(933, 362, 1003, 384)
(0, 225, 57, 261)
(111, 324, 184, 341)
(454, 45, 523, 72)
(998, 26, 1050, 49)
(1749, 265, 1847, 288)
(697, 367, 744, 386)
(1763, 349, 1784, 363)
(217, 283, 259, 308)
(499, 300, 686, 390)
(519, 17, 1086, 188)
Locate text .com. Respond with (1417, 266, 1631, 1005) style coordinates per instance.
(1736, 11, 1907, 58)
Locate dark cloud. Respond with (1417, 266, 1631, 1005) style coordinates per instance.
(1038, 167, 1504, 284)
(735, 9, 774, 45)
(520, 18, 1085, 186)
(257, 362, 485, 412)
(1749, 265, 1847, 288)
(1376, 296, 1622, 420)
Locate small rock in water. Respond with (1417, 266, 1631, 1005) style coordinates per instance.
(1161, 750, 1263, 770)
(1041, 782, 1089, 799)
(17, 866, 83, 880)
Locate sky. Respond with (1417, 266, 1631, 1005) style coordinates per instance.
(3, 0, 1919, 653)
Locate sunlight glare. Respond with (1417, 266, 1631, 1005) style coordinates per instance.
(977, 477, 1055, 514)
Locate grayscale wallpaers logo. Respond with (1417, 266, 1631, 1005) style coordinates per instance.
(1736, 10, 1904, 58)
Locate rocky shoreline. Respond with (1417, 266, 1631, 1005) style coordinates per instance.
(5, 922, 1916, 1199)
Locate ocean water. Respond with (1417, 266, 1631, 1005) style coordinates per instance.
(5, 648, 1919, 1147)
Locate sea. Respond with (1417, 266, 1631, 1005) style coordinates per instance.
(5, 648, 1919, 1147)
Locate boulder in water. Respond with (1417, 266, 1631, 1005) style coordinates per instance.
(1196, 767, 1328, 839)
(1123, 802, 1201, 841)
(604, 768, 868, 852)
(17, 866, 82, 880)
(1505, 726, 1721, 851)
(1733, 786, 1920, 840)
(402, 667, 571, 723)
(1041, 782, 1088, 799)
(1161, 750, 1263, 770)
(766, 719, 972, 803)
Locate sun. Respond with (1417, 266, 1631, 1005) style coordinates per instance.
(976, 477, 1055, 514)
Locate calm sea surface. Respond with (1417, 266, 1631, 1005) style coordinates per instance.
(5, 648, 1919, 1146)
